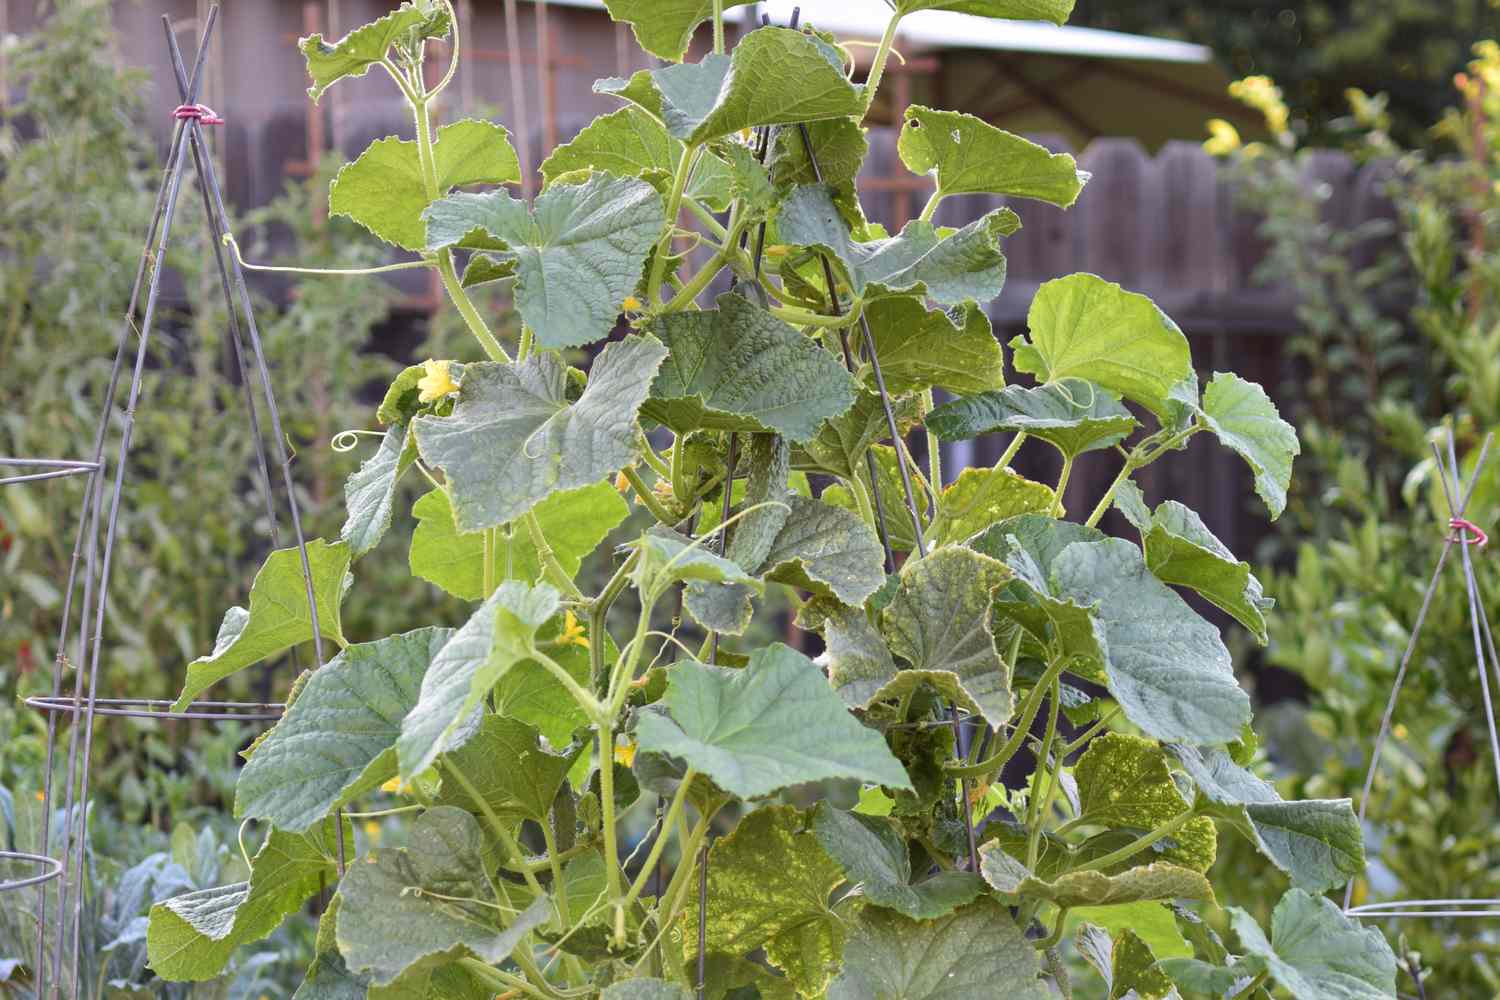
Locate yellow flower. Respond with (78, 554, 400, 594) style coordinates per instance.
(615, 470, 630, 492)
(622, 295, 643, 313)
(416, 359, 459, 403)
(380, 776, 403, 794)
(1393, 723, 1409, 741)
(1202, 119, 1242, 157)
(614, 742, 637, 767)
(363, 820, 382, 844)
(559, 609, 589, 649)
(1228, 75, 1290, 135)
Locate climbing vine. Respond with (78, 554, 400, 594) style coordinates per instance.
(144, 2, 1397, 997)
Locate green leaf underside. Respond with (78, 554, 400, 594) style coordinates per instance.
(1074, 733, 1217, 871)
(1010, 273, 1192, 420)
(413, 338, 667, 531)
(895, 0, 1075, 24)
(148, 821, 345, 980)
(981, 847, 1213, 908)
(930, 466, 1055, 546)
(827, 898, 1050, 1000)
(882, 546, 1016, 727)
(1199, 372, 1300, 519)
(237, 627, 452, 831)
(330, 120, 520, 251)
(341, 424, 410, 558)
(899, 105, 1087, 207)
(423, 174, 665, 349)
(173, 540, 351, 711)
(634, 644, 912, 799)
(1163, 891, 1395, 1000)
(1052, 538, 1251, 746)
(600, 0, 755, 62)
(928, 380, 1137, 459)
(1169, 744, 1363, 894)
(813, 804, 983, 919)
(300, 1, 451, 100)
(776, 184, 1018, 305)
(1119, 485, 1271, 644)
(685, 805, 846, 997)
(408, 483, 627, 600)
(860, 298, 1005, 397)
(643, 292, 858, 442)
(595, 27, 864, 145)
(397, 582, 560, 780)
(336, 808, 550, 985)
(433, 715, 580, 822)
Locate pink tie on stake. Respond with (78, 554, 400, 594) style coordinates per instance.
(1450, 516, 1489, 549)
(172, 103, 224, 125)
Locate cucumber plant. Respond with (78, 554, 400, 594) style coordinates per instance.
(144, 2, 1398, 997)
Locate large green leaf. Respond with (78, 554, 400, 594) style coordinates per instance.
(600, 0, 755, 62)
(881, 546, 1015, 726)
(1169, 744, 1363, 894)
(408, 484, 628, 600)
(396, 583, 560, 780)
(330, 120, 520, 251)
(237, 628, 452, 831)
(776, 184, 1018, 305)
(423, 175, 665, 349)
(895, 0, 1074, 23)
(1010, 274, 1193, 420)
(642, 292, 857, 442)
(341, 425, 412, 558)
(860, 298, 1004, 397)
(491, 619, 599, 750)
(634, 644, 912, 799)
(684, 805, 846, 997)
(173, 540, 351, 711)
(1073, 734, 1217, 871)
(927, 380, 1137, 460)
(799, 599, 897, 710)
(1163, 891, 1396, 1000)
(412, 339, 666, 531)
(148, 821, 346, 981)
(812, 804, 982, 919)
(1116, 484, 1272, 644)
(757, 495, 886, 606)
(595, 27, 864, 144)
(541, 106, 736, 210)
(1198, 372, 1300, 520)
(1051, 539, 1250, 746)
(898, 105, 1087, 207)
(433, 716, 582, 823)
(981, 849, 1213, 908)
(300, 2, 451, 100)
(928, 466, 1055, 546)
(336, 808, 550, 985)
(827, 898, 1050, 1000)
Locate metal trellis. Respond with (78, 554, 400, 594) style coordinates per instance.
(0, 9, 331, 998)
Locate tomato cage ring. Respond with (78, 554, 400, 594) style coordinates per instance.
(25, 695, 285, 723)
(0, 458, 101, 487)
(1346, 900, 1500, 920)
(0, 851, 64, 893)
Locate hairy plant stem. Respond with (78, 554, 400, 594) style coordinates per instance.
(648, 144, 702, 305)
(541, 818, 571, 935)
(670, 433, 691, 502)
(533, 646, 603, 719)
(1084, 425, 1200, 527)
(599, 717, 627, 945)
(658, 809, 716, 938)
(460, 958, 554, 1000)
(712, 0, 726, 53)
(1083, 455, 1138, 528)
(946, 656, 1068, 779)
(525, 511, 586, 599)
(621, 770, 698, 911)
(589, 550, 638, 692)
(1025, 678, 1062, 870)
(483, 527, 497, 597)
(517, 325, 535, 362)
(1230, 971, 1271, 999)
(918, 190, 942, 223)
(923, 389, 942, 493)
(1053, 455, 1074, 516)
(621, 464, 678, 525)
(1068, 809, 1197, 875)
(637, 431, 674, 478)
(846, 471, 878, 528)
(1059, 707, 1121, 759)
(996, 431, 1026, 470)
(863, 12, 903, 109)
(772, 302, 861, 328)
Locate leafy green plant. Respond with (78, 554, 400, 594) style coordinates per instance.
(127, 2, 1397, 997)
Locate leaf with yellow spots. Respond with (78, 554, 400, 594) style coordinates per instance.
(1073, 733, 1217, 872)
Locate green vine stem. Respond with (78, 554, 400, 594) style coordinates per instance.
(1025, 678, 1062, 869)
(712, 0, 726, 54)
(621, 464, 679, 525)
(525, 510, 586, 600)
(647, 144, 702, 305)
(863, 12, 904, 110)
(1068, 809, 1198, 875)
(946, 656, 1068, 779)
(996, 431, 1026, 471)
(621, 770, 698, 911)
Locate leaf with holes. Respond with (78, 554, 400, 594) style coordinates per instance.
(899, 105, 1087, 207)
(300, 2, 451, 100)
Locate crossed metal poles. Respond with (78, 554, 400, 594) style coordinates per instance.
(0, 9, 330, 997)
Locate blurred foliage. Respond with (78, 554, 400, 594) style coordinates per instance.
(1205, 49, 1500, 994)
(1077, 0, 1500, 146)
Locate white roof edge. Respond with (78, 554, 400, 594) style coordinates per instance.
(535, 0, 1211, 65)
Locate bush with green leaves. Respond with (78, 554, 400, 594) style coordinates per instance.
(138, 2, 1397, 997)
